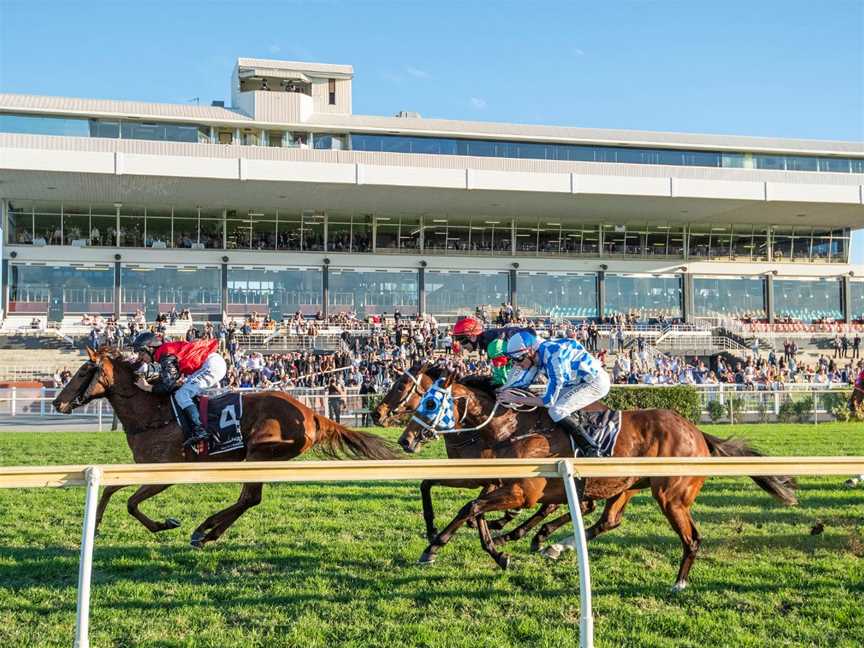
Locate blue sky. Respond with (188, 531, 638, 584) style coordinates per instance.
(1, 1, 862, 250)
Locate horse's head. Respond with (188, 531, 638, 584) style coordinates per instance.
(53, 347, 129, 413)
(372, 361, 433, 426)
(398, 373, 460, 453)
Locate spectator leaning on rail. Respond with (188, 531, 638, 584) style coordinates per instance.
(131, 331, 227, 447)
(496, 330, 610, 458)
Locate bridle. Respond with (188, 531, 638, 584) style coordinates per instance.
(382, 368, 427, 418)
(64, 361, 98, 410)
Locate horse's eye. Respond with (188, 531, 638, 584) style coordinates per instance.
(424, 400, 435, 411)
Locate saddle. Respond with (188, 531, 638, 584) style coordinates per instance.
(170, 391, 245, 456)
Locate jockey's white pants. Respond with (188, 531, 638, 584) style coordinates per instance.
(547, 370, 611, 422)
(174, 353, 227, 409)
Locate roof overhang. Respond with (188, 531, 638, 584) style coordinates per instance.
(238, 68, 310, 83)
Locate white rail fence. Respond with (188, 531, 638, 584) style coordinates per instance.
(1, 456, 863, 648)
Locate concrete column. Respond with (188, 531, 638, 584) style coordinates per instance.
(221, 262, 229, 321)
(766, 274, 775, 324)
(843, 275, 852, 324)
(418, 266, 426, 316)
(683, 273, 695, 323)
(597, 271, 606, 320)
(113, 261, 121, 321)
(322, 263, 329, 318)
(1, 258, 8, 319)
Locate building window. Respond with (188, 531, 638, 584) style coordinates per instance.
(328, 79, 336, 105)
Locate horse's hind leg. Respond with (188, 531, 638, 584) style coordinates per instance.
(190, 483, 263, 548)
(652, 477, 705, 592)
(485, 509, 519, 532)
(94, 485, 126, 535)
(530, 498, 596, 552)
(543, 490, 637, 559)
(126, 485, 180, 533)
(493, 503, 559, 547)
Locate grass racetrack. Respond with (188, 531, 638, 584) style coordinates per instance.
(1, 423, 863, 647)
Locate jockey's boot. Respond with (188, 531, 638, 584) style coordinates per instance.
(557, 413, 602, 458)
(181, 404, 209, 448)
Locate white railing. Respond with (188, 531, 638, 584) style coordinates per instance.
(1, 456, 862, 648)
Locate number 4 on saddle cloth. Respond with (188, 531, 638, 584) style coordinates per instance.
(169, 391, 245, 457)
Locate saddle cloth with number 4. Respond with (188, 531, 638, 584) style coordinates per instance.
(170, 390, 245, 456)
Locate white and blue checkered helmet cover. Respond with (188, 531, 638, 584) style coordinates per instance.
(417, 379, 457, 430)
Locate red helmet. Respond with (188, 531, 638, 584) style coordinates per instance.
(453, 317, 484, 337)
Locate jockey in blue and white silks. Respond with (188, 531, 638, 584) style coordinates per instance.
(497, 331, 611, 457)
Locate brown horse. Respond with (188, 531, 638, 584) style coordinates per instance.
(53, 348, 397, 547)
(399, 371, 797, 591)
(372, 361, 544, 540)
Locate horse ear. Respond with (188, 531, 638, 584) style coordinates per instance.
(86, 346, 98, 361)
(442, 372, 456, 389)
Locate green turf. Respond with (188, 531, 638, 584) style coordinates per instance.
(0, 423, 862, 647)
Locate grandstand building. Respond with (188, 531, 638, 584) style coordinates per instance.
(1, 57, 863, 328)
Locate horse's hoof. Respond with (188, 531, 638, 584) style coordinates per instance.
(497, 554, 511, 570)
(157, 518, 181, 532)
(189, 532, 206, 549)
(530, 537, 545, 553)
(844, 478, 860, 489)
(671, 581, 688, 594)
(418, 552, 437, 566)
(542, 544, 563, 560)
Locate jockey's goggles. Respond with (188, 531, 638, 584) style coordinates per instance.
(506, 349, 530, 361)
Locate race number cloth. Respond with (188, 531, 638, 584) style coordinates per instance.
(574, 409, 622, 458)
(171, 391, 244, 456)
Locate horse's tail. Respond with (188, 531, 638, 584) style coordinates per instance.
(702, 432, 798, 506)
(314, 415, 399, 460)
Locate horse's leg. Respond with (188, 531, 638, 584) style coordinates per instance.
(492, 503, 558, 547)
(530, 499, 595, 552)
(485, 509, 520, 532)
(94, 485, 126, 535)
(543, 489, 637, 559)
(125, 485, 180, 533)
(419, 485, 527, 566)
(420, 480, 439, 541)
(653, 477, 704, 592)
(190, 483, 263, 548)
(475, 513, 511, 570)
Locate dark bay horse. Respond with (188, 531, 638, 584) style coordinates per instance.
(53, 348, 396, 547)
(400, 371, 798, 591)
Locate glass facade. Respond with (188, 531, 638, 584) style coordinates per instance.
(349, 133, 863, 175)
(517, 272, 598, 319)
(8, 263, 114, 319)
(694, 276, 766, 319)
(425, 271, 510, 318)
(773, 278, 843, 322)
(121, 265, 221, 319)
(849, 280, 864, 321)
(227, 266, 322, 318)
(329, 269, 418, 317)
(3, 199, 850, 264)
(1, 111, 861, 172)
(605, 274, 682, 319)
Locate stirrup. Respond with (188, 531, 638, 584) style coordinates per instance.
(183, 431, 209, 448)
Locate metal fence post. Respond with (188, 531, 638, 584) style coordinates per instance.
(74, 466, 102, 648)
(10, 386, 16, 417)
(97, 401, 103, 432)
(40, 386, 46, 417)
(557, 459, 594, 648)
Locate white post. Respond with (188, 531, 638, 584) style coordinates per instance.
(97, 401, 103, 432)
(40, 386, 46, 417)
(74, 466, 102, 648)
(10, 386, 16, 417)
(558, 459, 594, 648)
